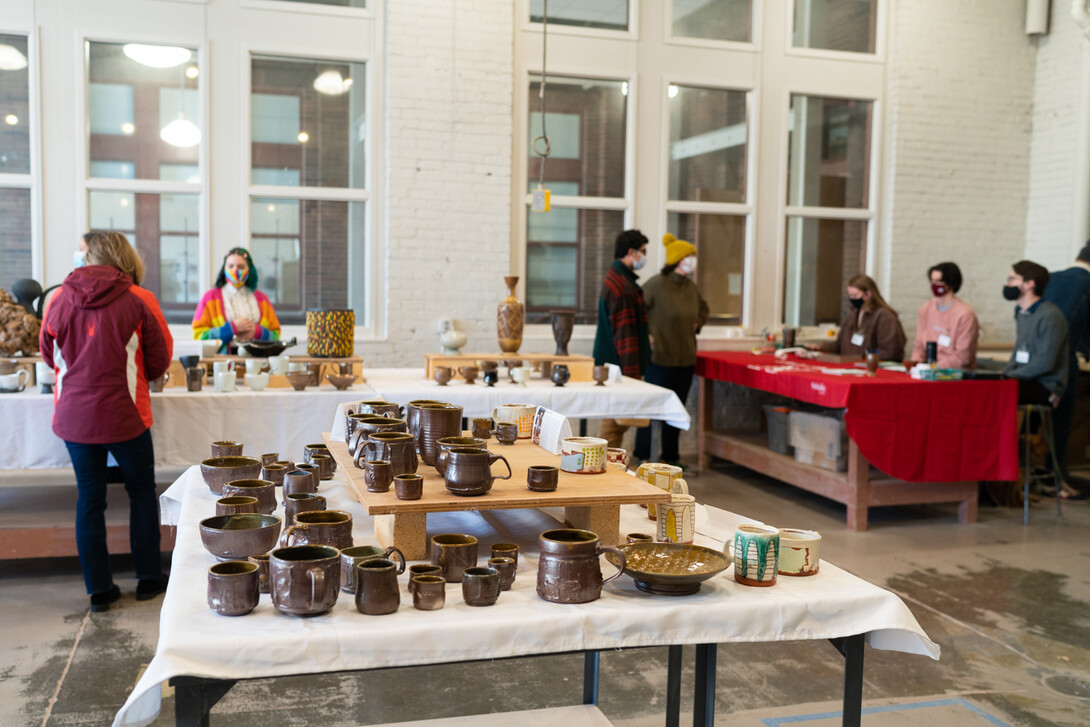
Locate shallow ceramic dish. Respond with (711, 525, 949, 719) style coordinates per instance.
(243, 337, 297, 358)
(326, 373, 358, 390)
(200, 456, 263, 495)
(605, 542, 731, 596)
(199, 513, 282, 560)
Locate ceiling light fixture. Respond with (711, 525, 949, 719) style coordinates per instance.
(121, 122, 135, 134)
(4, 114, 17, 126)
(312, 70, 352, 95)
(123, 44, 191, 69)
(185, 65, 199, 79)
(297, 131, 309, 143)
(160, 118, 201, 147)
(0, 44, 28, 71)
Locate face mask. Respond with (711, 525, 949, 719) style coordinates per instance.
(849, 297, 864, 310)
(225, 267, 248, 288)
(1002, 285, 1021, 301)
(678, 256, 697, 275)
(73, 250, 86, 269)
(632, 255, 646, 271)
(931, 283, 948, 297)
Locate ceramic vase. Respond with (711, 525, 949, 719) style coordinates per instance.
(550, 310, 574, 356)
(497, 276, 524, 354)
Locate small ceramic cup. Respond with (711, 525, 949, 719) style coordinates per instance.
(394, 474, 424, 500)
(261, 464, 288, 487)
(207, 561, 260, 617)
(471, 417, 493, 439)
(526, 465, 559, 492)
(216, 495, 260, 517)
(364, 460, 394, 493)
(489, 543, 519, 566)
(487, 556, 516, 591)
(461, 566, 501, 606)
(494, 423, 518, 446)
(310, 454, 335, 481)
(777, 529, 821, 577)
(606, 447, 629, 471)
(283, 469, 318, 500)
(211, 440, 244, 458)
(433, 366, 453, 386)
(284, 492, 326, 524)
(655, 494, 696, 544)
(560, 437, 608, 475)
(340, 545, 405, 593)
(731, 523, 780, 587)
(260, 452, 280, 466)
(408, 563, 444, 593)
(626, 532, 654, 545)
(412, 575, 446, 611)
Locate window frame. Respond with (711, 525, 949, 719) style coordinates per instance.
(662, 0, 763, 52)
(522, 0, 640, 42)
(785, 0, 888, 63)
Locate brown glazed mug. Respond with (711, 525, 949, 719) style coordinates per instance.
(304, 443, 336, 471)
(488, 556, 517, 591)
(260, 452, 280, 466)
(293, 463, 319, 484)
(430, 533, 478, 582)
(348, 416, 409, 456)
(356, 399, 404, 419)
(269, 545, 341, 617)
(526, 465, 559, 492)
(354, 557, 406, 615)
(207, 561, 260, 617)
(394, 474, 424, 500)
(461, 566, 501, 607)
(221, 479, 277, 515)
(281, 510, 354, 550)
(536, 529, 626, 604)
(260, 464, 288, 487)
(340, 545, 405, 593)
(282, 469, 318, 500)
(309, 454, 334, 481)
(216, 496, 260, 517)
(490, 543, 519, 566)
(211, 440, 244, 458)
(434, 436, 488, 476)
(360, 432, 418, 477)
(411, 575, 446, 611)
(186, 366, 205, 391)
(274, 460, 296, 471)
(471, 417, 493, 440)
(363, 459, 394, 492)
(284, 492, 326, 524)
(408, 563, 444, 593)
(247, 553, 271, 594)
(415, 403, 464, 466)
(405, 399, 445, 443)
(443, 448, 512, 496)
(494, 423, 518, 446)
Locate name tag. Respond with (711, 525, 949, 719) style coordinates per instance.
(1015, 350, 1030, 364)
(850, 333, 865, 347)
(937, 334, 952, 348)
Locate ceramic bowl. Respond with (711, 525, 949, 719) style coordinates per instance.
(178, 354, 201, 370)
(326, 373, 358, 391)
(199, 513, 282, 560)
(245, 372, 270, 391)
(285, 372, 310, 391)
(200, 457, 263, 495)
(242, 337, 296, 358)
(606, 542, 731, 596)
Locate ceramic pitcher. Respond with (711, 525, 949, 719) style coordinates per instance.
(442, 447, 512, 496)
(536, 528, 625, 604)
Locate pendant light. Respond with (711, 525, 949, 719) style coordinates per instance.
(160, 62, 200, 148)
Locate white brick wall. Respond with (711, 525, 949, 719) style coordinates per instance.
(882, 0, 1036, 345)
(1025, 0, 1085, 268)
(365, 0, 514, 366)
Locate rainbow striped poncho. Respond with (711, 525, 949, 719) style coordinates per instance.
(192, 287, 280, 352)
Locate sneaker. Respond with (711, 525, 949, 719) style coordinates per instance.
(90, 585, 121, 613)
(136, 575, 169, 601)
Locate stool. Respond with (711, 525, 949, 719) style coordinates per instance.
(1019, 404, 1063, 524)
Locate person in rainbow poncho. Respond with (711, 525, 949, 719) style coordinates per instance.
(192, 247, 280, 353)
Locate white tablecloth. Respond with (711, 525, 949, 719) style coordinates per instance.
(116, 465, 938, 727)
(2, 385, 377, 471)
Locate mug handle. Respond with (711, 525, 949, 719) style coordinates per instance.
(281, 523, 307, 548)
(384, 546, 407, 574)
(491, 406, 501, 423)
(671, 478, 689, 496)
(489, 453, 513, 480)
(18, 369, 29, 391)
(355, 438, 376, 469)
(308, 566, 325, 609)
(597, 545, 626, 586)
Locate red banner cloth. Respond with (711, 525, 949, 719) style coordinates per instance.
(696, 351, 1019, 483)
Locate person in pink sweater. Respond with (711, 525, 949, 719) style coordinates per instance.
(910, 262, 979, 369)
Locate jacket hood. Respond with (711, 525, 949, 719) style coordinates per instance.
(62, 266, 133, 310)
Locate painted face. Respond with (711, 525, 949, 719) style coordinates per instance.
(225, 254, 250, 288)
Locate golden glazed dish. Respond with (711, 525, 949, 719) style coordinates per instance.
(607, 542, 731, 596)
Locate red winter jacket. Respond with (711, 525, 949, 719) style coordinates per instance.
(39, 266, 174, 444)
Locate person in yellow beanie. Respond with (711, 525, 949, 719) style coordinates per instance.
(634, 233, 708, 469)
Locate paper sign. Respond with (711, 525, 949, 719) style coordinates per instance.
(532, 406, 572, 455)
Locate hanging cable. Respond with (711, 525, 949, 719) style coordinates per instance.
(531, 0, 551, 188)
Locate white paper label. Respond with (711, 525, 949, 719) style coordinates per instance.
(850, 333, 865, 347)
(1015, 350, 1030, 364)
(937, 334, 952, 348)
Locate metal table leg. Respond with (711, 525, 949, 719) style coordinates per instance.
(582, 650, 600, 705)
(693, 643, 716, 727)
(830, 634, 865, 727)
(651, 420, 662, 465)
(666, 644, 683, 727)
(170, 676, 236, 727)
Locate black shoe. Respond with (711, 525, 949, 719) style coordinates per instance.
(136, 575, 168, 601)
(90, 585, 121, 613)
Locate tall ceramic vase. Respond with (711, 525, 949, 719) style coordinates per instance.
(550, 310, 574, 356)
(497, 276, 524, 354)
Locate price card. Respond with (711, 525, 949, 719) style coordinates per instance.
(531, 406, 572, 455)
(850, 332, 865, 347)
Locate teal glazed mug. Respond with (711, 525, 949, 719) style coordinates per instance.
(731, 523, 780, 587)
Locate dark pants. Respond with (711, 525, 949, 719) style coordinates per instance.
(65, 429, 162, 595)
(1016, 379, 1053, 407)
(634, 363, 695, 463)
(1051, 357, 1079, 475)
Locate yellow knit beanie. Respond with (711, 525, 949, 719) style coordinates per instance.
(662, 233, 697, 266)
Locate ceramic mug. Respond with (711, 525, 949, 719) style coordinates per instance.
(281, 510, 354, 550)
(442, 447, 512, 496)
(207, 561, 260, 617)
(635, 462, 687, 520)
(269, 545, 341, 617)
(461, 566, 501, 607)
(149, 371, 170, 392)
(354, 557, 406, 615)
(282, 468, 317, 498)
(214, 370, 236, 393)
(560, 437, 608, 475)
(363, 459, 394, 492)
(284, 492, 326, 524)
(536, 528, 625, 604)
(430, 533, 478, 583)
(340, 545, 405, 593)
(211, 440, 244, 458)
(492, 403, 537, 438)
(526, 465, 559, 492)
(606, 448, 629, 471)
(655, 493, 696, 544)
(0, 369, 29, 393)
(267, 354, 290, 376)
(221, 479, 277, 515)
(186, 366, 205, 391)
(731, 523, 780, 587)
(777, 528, 821, 577)
(212, 360, 235, 378)
(35, 361, 55, 389)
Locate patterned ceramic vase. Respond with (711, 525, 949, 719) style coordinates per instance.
(306, 309, 354, 357)
(497, 276, 523, 354)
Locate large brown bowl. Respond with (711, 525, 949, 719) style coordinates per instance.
(199, 513, 282, 560)
(200, 456, 263, 495)
(605, 542, 731, 596)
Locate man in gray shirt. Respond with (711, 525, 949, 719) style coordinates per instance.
(1003, 259, 1070, 407)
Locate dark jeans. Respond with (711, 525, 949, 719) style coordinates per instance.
(634, 363, 695, 463)
(1051, 357, 1078, 475)
(1017, 379, 1053, 407)
(65, 429, 162, 595)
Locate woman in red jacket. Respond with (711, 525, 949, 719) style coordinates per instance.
(40, 232, 174, 612)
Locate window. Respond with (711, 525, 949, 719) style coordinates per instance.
(792, 0, 878, 54)
(525, 74, 628, 323)
(529, 0, 629, 32)
(249, 55, 368, 324)
(85, 41, 202, 320)
(0, 34, 32, 292)
(671, 0, 753, 44)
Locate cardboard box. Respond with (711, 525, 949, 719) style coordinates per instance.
(788, 411, 847, 472)
(793, 447, 848, 472)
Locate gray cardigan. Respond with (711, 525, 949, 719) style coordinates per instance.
(1003, 299, 1070, 397)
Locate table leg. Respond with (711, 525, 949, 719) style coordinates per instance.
(697, 376, 711, 471)
(374, 512, 429, 560)
(582, 650, 600, 705)
(650, 421, 662, 467)
(830, 634, 865, 727)
(666, 644, 683, 727)
(564, 504, 621, 547)
(958, 487, 979, 524)
(693, 643, 716, 727)
(171, 676, 236, 727)
(845, 442, 870, 532)
(579, 418, 588, 437)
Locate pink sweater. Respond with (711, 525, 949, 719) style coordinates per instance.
(911, 297, 979, 368)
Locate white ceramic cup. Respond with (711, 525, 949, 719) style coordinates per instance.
(511, 367, 531, 387)
(214, 370, 237, 392)
(559, 436, 608, 474)
(35, 361, 55, 386)
(777, 528, 821, 576)
(0, 369, 29, 392)
(635, 462, 687, 520)
(656, 493, 696, 544)
(491, 403, 537, 439)
(212, 361, 235, 379)
(245, 372, 270, 391)
(268, 355, 289, 375)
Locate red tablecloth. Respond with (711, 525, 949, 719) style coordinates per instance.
(696, 351, 1019, 483)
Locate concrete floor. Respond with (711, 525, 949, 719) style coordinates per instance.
(3, 459, 1090, 727)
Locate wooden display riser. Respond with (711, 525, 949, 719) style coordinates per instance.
(424, 353, 594, 382)
(696, 378, 978, 531)
(323, 434, 670, 559)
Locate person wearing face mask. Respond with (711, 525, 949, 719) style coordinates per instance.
(909, 262, 979, 369)
(815, 274, 906, 361)
(1003, 261, 1069, 407)
(192, 247, 280, 353)
(633, 234, 709, 468)
(593, 229, 652, 449)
